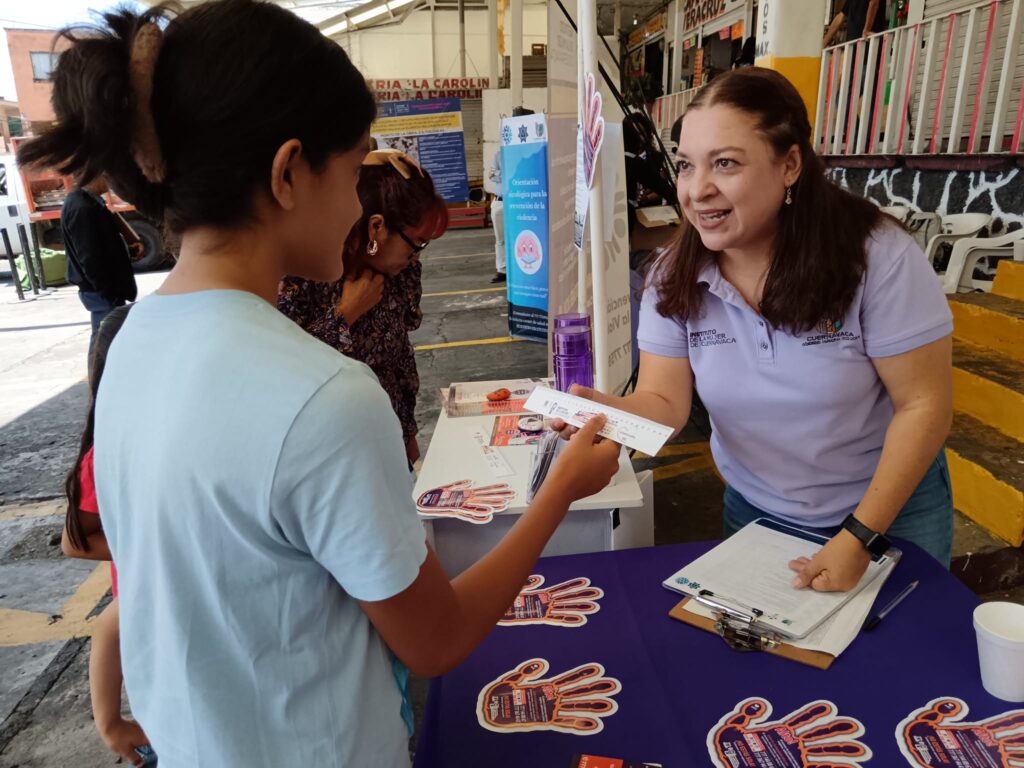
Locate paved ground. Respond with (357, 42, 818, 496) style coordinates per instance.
(0, 228, 1020, 767)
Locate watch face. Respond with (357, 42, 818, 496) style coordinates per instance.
(868, 535, 892, 558)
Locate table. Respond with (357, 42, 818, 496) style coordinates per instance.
(414, 407, 650, 578)
(414, 539, 1004, 767)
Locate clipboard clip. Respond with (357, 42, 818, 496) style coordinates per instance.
(694, 590, 782, 653)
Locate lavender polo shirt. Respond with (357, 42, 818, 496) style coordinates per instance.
(637, 225, 953, 527)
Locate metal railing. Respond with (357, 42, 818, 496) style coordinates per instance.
(815, 0, 1023, 156)
(652, 0, 1022, 157)
(652, 86, 700, 147)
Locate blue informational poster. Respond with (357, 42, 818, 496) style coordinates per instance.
(372, 98, 470, 203)
(501, 113, 549, 342)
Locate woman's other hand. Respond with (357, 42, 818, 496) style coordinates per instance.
(335, 271, 384, 325)
(789, 530, 872, 592)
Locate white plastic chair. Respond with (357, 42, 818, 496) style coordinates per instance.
(925, 213, 992, 268)
(905, 211, 941, 253)
(941, 228, 1024, 293)
(880, 205, 911, 223)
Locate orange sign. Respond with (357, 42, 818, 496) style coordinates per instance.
(627, 13, 667, 48)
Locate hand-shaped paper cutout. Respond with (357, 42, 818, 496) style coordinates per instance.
(416, 480, 515, 524)
(583, 73, 605, 190)
(897, 697, 1024, 767)
(498, 575, 604, 627)
(708, 697, 872, 767)
(477, 658, 621, 734)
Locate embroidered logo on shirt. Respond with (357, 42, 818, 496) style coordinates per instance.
(815, 317, 844, 334)
(689, 329, 737, 348)
(801, 317, 860, 347)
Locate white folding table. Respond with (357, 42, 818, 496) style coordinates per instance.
(413, 402, 653, 577)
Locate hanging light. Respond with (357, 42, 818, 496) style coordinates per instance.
(632, 13, 638, 25)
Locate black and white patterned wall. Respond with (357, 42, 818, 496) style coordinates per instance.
(827, 167, 1023, 234)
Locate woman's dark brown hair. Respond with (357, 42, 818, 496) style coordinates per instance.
(64, 305, 132, 552)
(655, 67, 888, 334)
(343, 163, 449, 273)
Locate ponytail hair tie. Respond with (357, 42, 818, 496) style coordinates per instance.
(128, 22, 166, 183)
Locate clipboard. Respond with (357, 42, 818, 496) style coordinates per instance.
(668, 597, 836, 670)
(662, 518, 900, 665)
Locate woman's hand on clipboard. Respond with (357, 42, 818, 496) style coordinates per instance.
(789, 530, 871, 592)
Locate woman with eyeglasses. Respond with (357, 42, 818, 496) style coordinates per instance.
(279, 150, 447, 466)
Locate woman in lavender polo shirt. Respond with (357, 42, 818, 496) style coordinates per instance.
(569, 68, 954, 592)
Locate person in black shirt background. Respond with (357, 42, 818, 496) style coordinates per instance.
(623, 113, 676, 238)
(823, 0, 887, 47)
(61, 176, 139, 357)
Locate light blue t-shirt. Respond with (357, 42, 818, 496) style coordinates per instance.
(94, 290, 427, 767)
(638, 225, 953, 526)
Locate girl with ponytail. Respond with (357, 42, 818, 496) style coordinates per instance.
(18, 3, 619, 765)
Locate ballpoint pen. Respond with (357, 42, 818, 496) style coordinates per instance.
(863, 580, 919, 632)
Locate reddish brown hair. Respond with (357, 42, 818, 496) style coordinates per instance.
(654, 67, 889, 334)
(344, 163, 448, 273)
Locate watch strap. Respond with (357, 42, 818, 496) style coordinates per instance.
(842, 514, 891, 559)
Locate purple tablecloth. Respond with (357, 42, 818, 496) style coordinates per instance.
(413, 539, 1001, 767)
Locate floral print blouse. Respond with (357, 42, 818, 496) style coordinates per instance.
(278, 262, 423, 441)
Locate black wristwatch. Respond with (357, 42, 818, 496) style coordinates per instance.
(841, 514, 892, 560)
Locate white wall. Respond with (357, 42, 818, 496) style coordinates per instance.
(335, 4, 548, 80)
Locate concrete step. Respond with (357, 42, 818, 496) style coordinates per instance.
(992, 259, 1024, 302)
(945, 412, 1024, 547)
(953, 340, 1024, 443)
(949, 292, 1024, 363)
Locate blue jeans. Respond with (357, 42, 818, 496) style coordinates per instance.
(722, 451, 954, 567)
(79, 291, 119, 361)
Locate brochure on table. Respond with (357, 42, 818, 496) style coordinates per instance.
(414, 394, 643, 516)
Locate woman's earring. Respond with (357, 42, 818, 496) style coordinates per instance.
(785, 186, 793, 205)
(367, 239, 379, 256)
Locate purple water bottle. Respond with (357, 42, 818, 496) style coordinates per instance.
(554, 312, 591, 330)
(553, 325, 594, 393)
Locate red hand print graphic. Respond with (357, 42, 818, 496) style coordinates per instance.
(498, 575, 604, 627)
(708, 698, 872, 767)
(583, 72, 605, 189)
(897, 697, 1024, 767)
(477, 658, 621, 735)
(415, 480, 515, 524)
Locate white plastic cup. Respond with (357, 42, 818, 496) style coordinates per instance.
(973, 602, 1024, 702)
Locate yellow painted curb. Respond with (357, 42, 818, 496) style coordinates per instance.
(953, 367, 1024, 443)
(993, 260, 1024, 302)
(951, 300, 1024, 362)
(0, 501, 65, 522)
(415, 336, 523, 352)
(946, 448, 1024, 547)
(422, 286, 505, 298)
(0, 563, 109, 647)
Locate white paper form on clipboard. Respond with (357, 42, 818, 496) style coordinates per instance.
(662, 518, 900, 641)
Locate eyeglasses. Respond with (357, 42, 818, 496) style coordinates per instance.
(398, 230, 429, 255)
